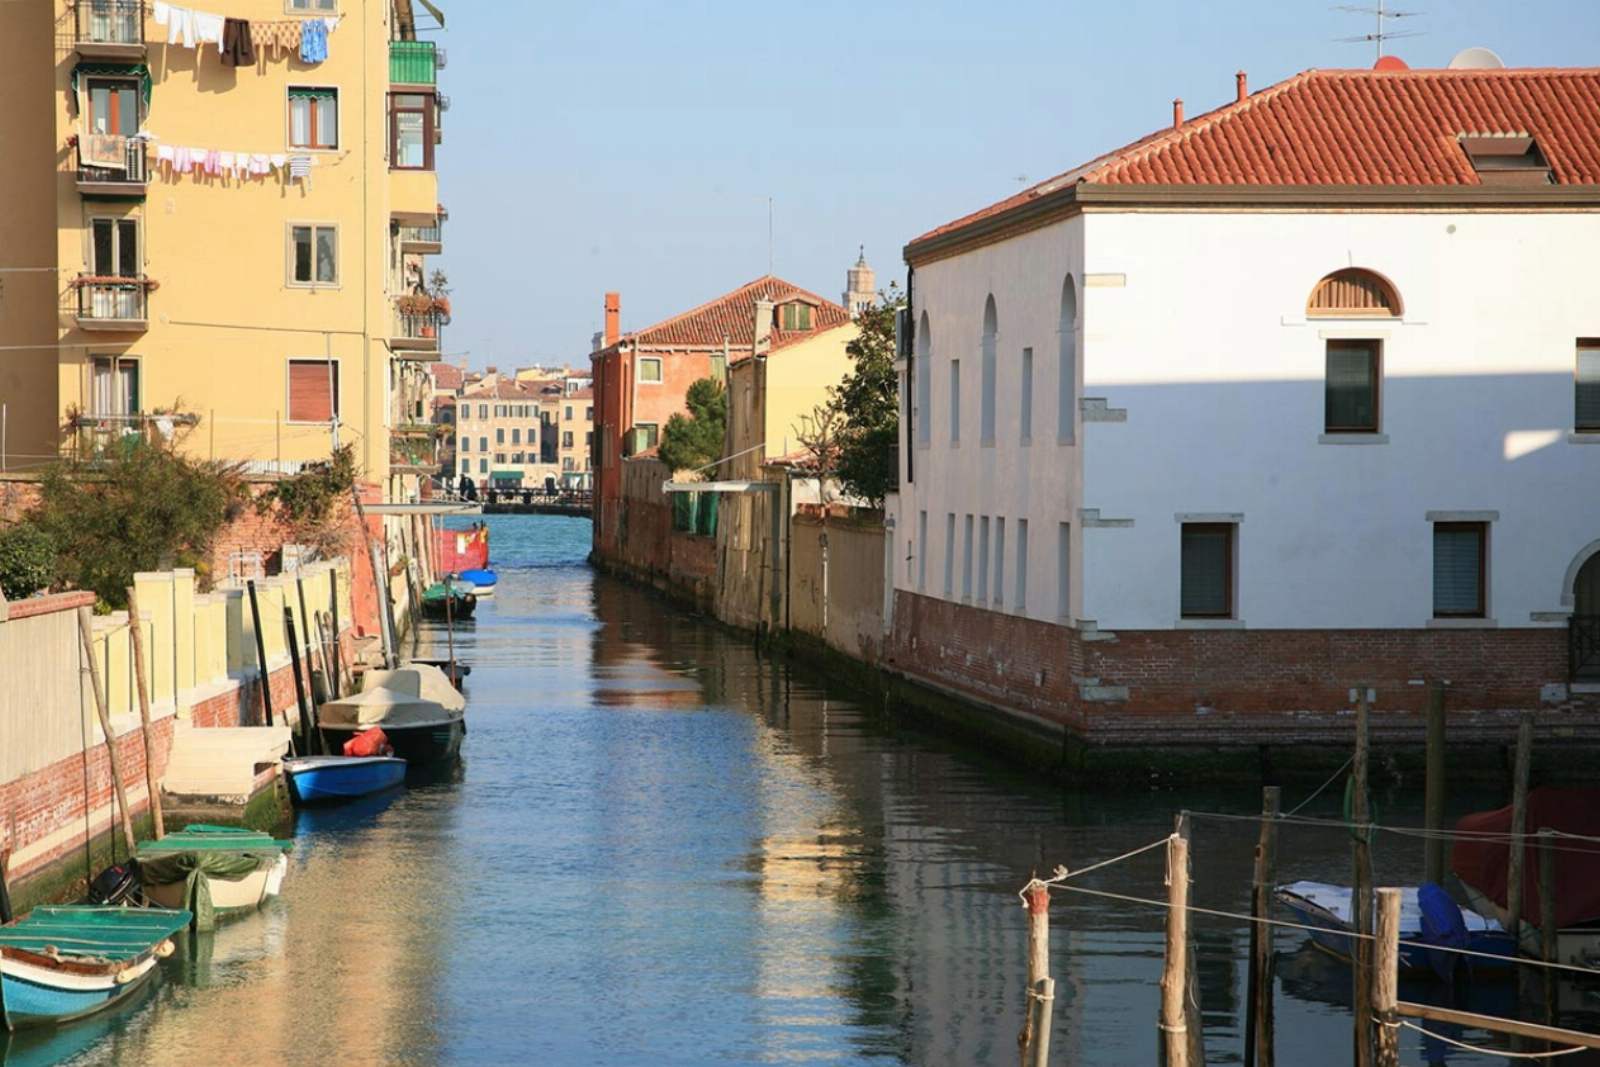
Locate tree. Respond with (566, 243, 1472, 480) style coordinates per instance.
(658, 377, 727, 473)
(831, 285, 904, 507)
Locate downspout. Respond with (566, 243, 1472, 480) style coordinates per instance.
(904, 265, 915, 485)
(783, 467, 793, 633)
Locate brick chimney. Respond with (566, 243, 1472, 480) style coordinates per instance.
(604, 291, 620, 347)
(752, 299, 774, 357)
(1173, 98, 1184, 128)
(1236, 71, 1248, 102)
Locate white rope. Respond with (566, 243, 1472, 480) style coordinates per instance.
(1396, 1019, 1588, 1059)
(1284, 754, 1353, 816)
(1016, 835, 1172, 907)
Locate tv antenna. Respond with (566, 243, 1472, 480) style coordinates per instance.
(1333, 1, 1424, 62)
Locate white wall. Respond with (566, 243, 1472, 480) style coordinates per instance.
(1078, 210, 1600, 630)
(895, 215, 1085, 625)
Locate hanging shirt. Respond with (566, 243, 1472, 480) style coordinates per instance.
(193, 11, 224, 54)
(299, 18, 328, 64)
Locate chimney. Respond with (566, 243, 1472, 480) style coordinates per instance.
(1173, 98, 1184, 128)
(1236, 71, 1247, 102)
(604, 291, 620, 347)
(752, 299, 774, 357)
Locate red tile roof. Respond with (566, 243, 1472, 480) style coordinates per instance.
(462, 378, 543, 401)
(430, 363, 468, 391)
(912, 67, 1600, 247)
(622, 275, 851, 351)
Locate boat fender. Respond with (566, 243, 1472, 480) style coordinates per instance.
(155, 939, 175, 958)
(1417, 882, 1470, 982)
(115, 966, 139, 985)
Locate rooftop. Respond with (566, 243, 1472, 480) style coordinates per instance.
(607, 275, 851, 353)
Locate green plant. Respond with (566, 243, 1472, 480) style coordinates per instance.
(0, 522, 57, 600)
(658, 377, 727, 472)
(830, 286, 904, 507)
(31, 439, 244, 608)
(258, 445, 357, 527)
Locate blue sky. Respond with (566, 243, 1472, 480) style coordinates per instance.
(429, 0, 1600, 370)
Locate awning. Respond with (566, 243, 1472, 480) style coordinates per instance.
(70, 62, 153, 113)
(490, 470, 523, 483)
(417, 0, 446, 27)
(661, 480, 777, 494)
(363, 502, 480, 515)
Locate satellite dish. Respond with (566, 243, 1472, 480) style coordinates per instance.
(1448, 46, 1506, 70)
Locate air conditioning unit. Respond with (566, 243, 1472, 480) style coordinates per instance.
(436, 93, 452, 112)
(434, 47, 447, 69)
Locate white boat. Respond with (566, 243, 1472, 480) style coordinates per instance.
(318, 677, 464, 765)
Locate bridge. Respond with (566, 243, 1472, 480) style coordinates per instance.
(433, 488, 593, 517)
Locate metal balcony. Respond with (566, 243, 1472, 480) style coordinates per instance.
(76, 139, 149, 198)
(74, 275, 153, 331)
(399, 218, 443, 255)
(391, 303, 443, 357)
(74, 0, 146, 59)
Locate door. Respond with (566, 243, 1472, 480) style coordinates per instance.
(90, 218, 141, 317)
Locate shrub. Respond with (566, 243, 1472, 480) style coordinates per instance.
(0, 522, 57, 600)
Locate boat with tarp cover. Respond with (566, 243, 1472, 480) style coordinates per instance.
(0, 905, 190, 1029)
(135, 826, 291, 931)
(317, 669, 465, 766)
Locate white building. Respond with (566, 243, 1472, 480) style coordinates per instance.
(888, 63, 1600, 738)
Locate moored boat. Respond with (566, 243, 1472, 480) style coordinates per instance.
(1275, 880, 1515, 978)
(135, 826, 292, 931)
(283, 755, 407, 805)
(0, 905, 190, 1029)
(420, 579, 476, 620)
(317, 676, 464, 766)
(458, 568, 497, 595)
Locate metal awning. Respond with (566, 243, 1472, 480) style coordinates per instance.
(661, 480, 777, 494)
(364, 502, 481, 515)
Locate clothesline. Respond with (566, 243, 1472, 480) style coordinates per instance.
(152, 2, 339, 66)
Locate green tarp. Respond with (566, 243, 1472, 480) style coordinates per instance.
(135, 850, 275, 933)
(0, 905, 191, 962)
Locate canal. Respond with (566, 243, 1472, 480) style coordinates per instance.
(4, 515, 1583, 1066)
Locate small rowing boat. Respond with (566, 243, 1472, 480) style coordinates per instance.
(0, 905, 190, 1029)
(420, 579, 476, 620)
(458, 568, 497, 595)
(283, 755, 407, 805)
(135, 826, 292, 931)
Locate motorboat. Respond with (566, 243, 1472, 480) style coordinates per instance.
(317, 673, 464, 766)
(135, 826, 291, 931)
(282, 755, 406, 805)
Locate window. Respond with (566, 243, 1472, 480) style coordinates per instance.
(638, 358, 663, 384)
(962, 514, 974, 601)
(478, 436, 487, 452)
(1180, 523, 1234, 619)
(91, 356, 139, 416)
(494, 452, 506, 463)
(563, 431, 574, 448)
(477, 404, 487, 419)
(495, 428, 505, 445)
(585, 431, 592, 447)
(915, 313, 932, 446)
(1057, 523, 1071, 621)
(288, 88, 337, 150)
(993, 517, 1005, 607)
(495, 405, 505, 418)
(1059, 276, 1077, 443)
(390, 93, 435, 169)
(1433, 522, 1487, 618)
(1015, 519, 1029, 612)
(1020, 347, 1033, 442)
(287, 359, 339, 423)
(90, 217, 140, 277)
(479, 459, 487, 473)
(461, 459, 469, 473)
(1325, 340, 1381, 433)
(288, 0, 336, 10)
(943, 513, 956, 597)
(1307, 269, 1401, 318)
(87, 78, 140, 136)
(1577, 341, 1600, 433)
(1459, 135, 1551, 186)
(458, 435, 468, 452)
(949, 358, 961, 442)
(289, 224, 337, 285)
(586, 406, 593, 421)
(511, 428, 520, 445)
(636, 423, 659, 449)
(780, 303, 813, 331)
(917, 510, 928, 592)
(980, 296, 997, 444)
(977, 517, 991, 603)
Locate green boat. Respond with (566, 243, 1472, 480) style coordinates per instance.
(0, 905, 191, 1029)
(420, 579, 476, 620)
(135, 826, 292, 931)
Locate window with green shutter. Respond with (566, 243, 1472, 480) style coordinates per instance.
(1578, 340, 1600, 433)
(1180, 524, 1234, 618)
(1433, 522, 1486, 618)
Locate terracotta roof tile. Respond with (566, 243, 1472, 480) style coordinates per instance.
(429, 363, 468, 390)
(911, 67, 1600, 246)
(624, 275, 851, 350)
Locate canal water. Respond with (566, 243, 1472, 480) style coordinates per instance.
(4, 515, 1586, 1066)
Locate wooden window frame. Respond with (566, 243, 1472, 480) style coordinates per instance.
(86, 76, 142, 137)
(1180, 522, 1235, 620)
(287, 223, 339, 288)
(1433, 521, 1488, 619)
(389, 91, 436, 171)
(285, 358, 341, 425)
(1324, 338, 1382, 433)
(1577, 339, 1600, 434)
(89, 215, 141, 278)
(637, 358, 663, 384)
(90, 355, 141, 417)
(288, 87, 339, 151)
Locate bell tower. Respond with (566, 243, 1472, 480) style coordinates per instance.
(843, 246, 876, 317)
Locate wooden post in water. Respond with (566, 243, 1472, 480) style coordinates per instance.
(282, 607, 309, 757)
(369, 543, 397, 670)
(1245, 786, 1280, 1067)
(77, 606, 137, 856)
(1173, 813, 1205, 1066)
(1539, 828, 1558, 1027)
(1373, 888, 1401, 1067)
(1423, 680, 1447, 884)
(124, 586, 165, 840)
(1506, 712, 1533, 947)
(1161, 834, 1190, 1067)
(1351, 685, 1375, 1067)
(246, 580, 273, 726)
(1016, 880, 1052, 1067)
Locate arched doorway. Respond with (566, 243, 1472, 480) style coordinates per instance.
(1573, 551, 1600, 681)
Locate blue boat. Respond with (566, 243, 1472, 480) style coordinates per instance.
(283, 755, 407, 805)
(458, 568, 497, 595)
(1276, 880, 1517, 978)
(0, 905, 191, 1030)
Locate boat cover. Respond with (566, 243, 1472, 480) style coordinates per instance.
(360, 665, 467, 712)
(1451, 786, 1600, 929)
(318, 685, 457, 729)
(0, 905, 191, 963)
(1279, 880, 1502, 934)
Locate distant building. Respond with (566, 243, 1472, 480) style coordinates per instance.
(842, 247, 877, 317)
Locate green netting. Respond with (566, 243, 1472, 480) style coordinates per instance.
(136, 851, 276, 932)
(694, 492, 718, 537)
(672, 492, 694, 532)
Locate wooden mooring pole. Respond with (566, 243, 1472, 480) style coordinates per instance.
(1244, 786, 1280, 1067)
(1423, 680, 1447, 884)
(1373, 888, 1401, 1067)
(1160, 833, 1189, 1067)
(77, 606, 137, 856)
(1351, 685, 1375, 1067)
(1539, 828, 1558, 1027)
(246, 580, 273, 726)
(124, 586, 165, 839)
(1173, 813, 1205, 1066)
(1018, 880, 1051, 1067)
(1506, 712, 1534, 946)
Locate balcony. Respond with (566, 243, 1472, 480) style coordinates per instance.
(390, 40, 437, 86)
(74, 0, 146, 59)
(390, 430, 438, 472)
(75, 138, 149, 198)
(390, 296, 446, 357)
(399, 216, 443, 255)
(70, 411, 199, 460)
(73, 274, 155, 332)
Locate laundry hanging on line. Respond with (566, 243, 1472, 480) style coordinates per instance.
(153, 2, 338, 63)
(153, 141, 316, 183)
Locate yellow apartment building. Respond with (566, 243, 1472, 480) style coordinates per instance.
(0, 0, 449, 503)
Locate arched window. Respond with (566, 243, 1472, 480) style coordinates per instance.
(1058, 275, 1077, 443)
(980, 296, 998, 444)
(1307, 269, 1402, 318)
(915, 312, 931, 445)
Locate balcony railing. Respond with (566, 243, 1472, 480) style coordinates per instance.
(70, 410, 198, 460)
(391, 303, 444, 353)
(74, 0, 146, 56)
(390, 40, 437, 85)
(76, 139, 149, 194)
(1572, 616, 1600, 683)
(399, 219, 443, 252)
(74, 275, 154, 329)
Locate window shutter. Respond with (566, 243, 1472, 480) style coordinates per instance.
(1325, 341, 1377, 431)
(1578, 345, 1600, 431)
(1433, 525, 1483, 616)
(1180, 525, 1231, 617)
(288, 361, 336, 422)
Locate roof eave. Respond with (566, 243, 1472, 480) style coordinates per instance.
(904, 183, 1083, 267)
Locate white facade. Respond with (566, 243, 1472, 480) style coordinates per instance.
(896, 208, 1600, 634)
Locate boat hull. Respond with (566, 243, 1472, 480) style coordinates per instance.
(1276, 884, 1516, 977)
(284, 756, 407, 805)
(141, 854, 286, 916)
(319, 717, 463, 766)
(458, 569, 497, 595)
(1, 954, 158, 1029)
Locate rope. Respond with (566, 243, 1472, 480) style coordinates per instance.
(1016, 835, 1172, 906)
(1285, 755, 1353, 816)
(1396, 1020, 1587, 1059)
(1182, 809, 1600, 857)
(1047, 882, 1600, 979)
